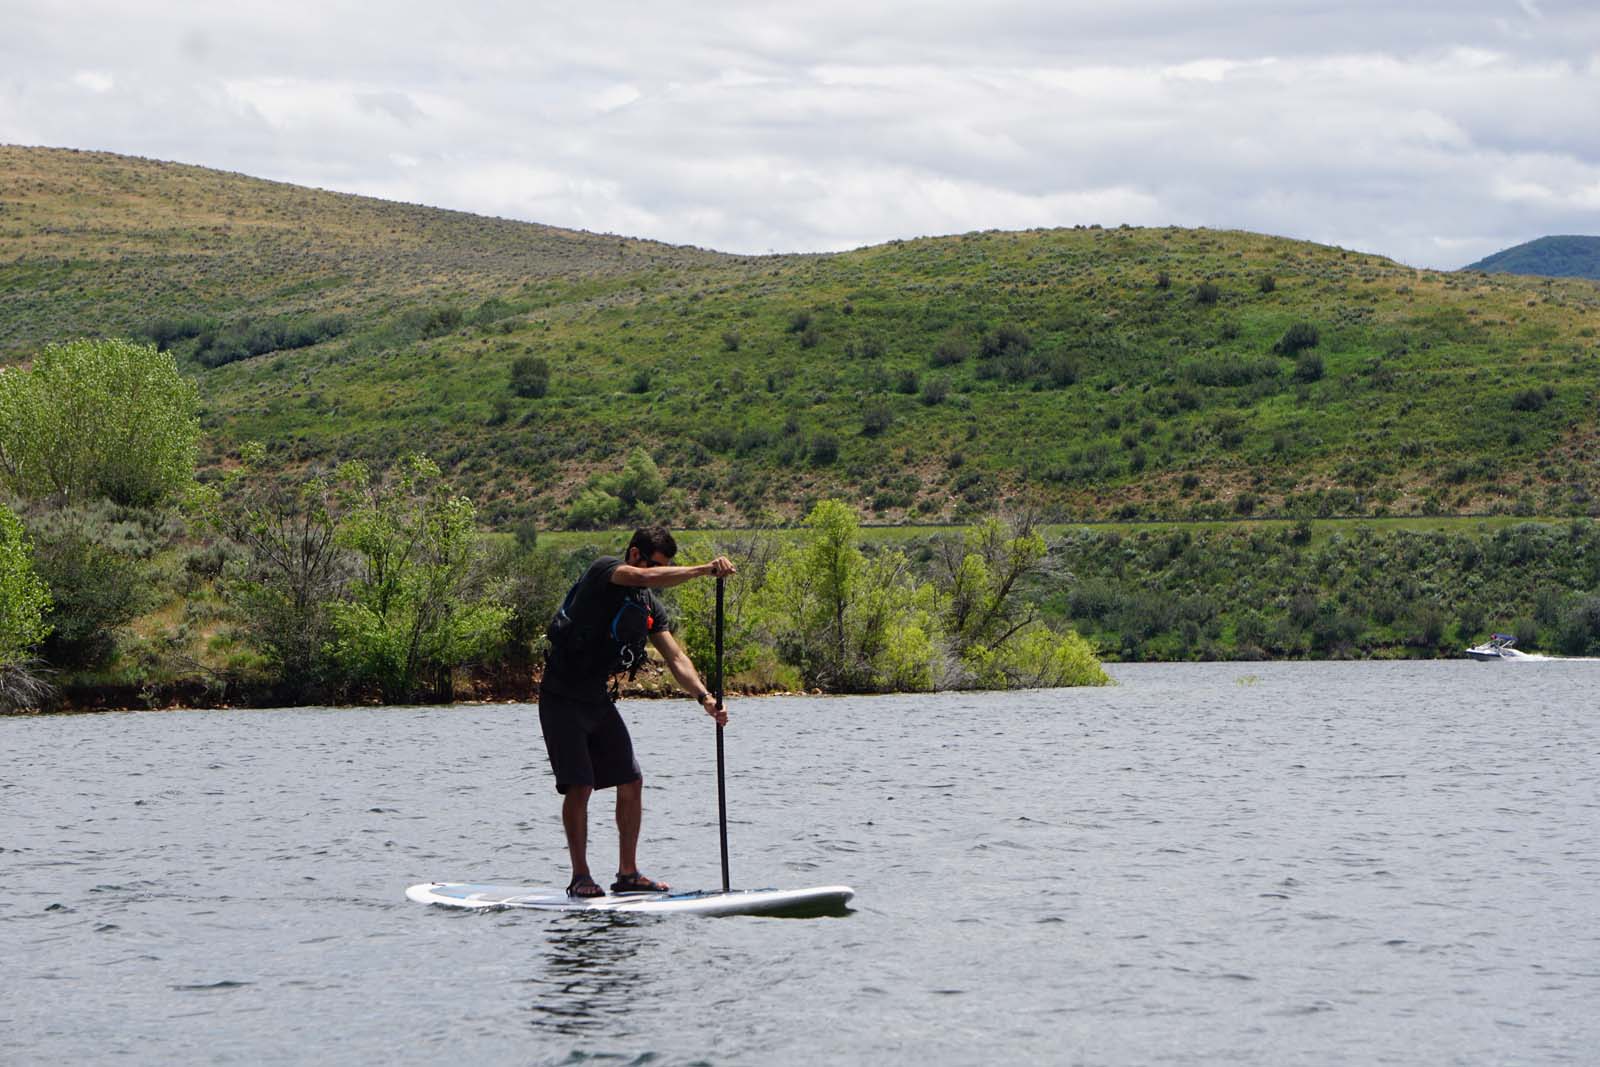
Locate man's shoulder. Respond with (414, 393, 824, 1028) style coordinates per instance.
(583, 555, 623, 585)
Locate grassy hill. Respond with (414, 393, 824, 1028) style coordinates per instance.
(1462, 235, 1600, 281)
(5, 146, 1599, 529)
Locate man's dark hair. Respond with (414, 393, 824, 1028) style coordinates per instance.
(627, 525, 677, 561)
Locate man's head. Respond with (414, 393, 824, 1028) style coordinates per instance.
(626, 525, 677, 567)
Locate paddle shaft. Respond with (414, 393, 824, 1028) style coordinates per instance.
(714, 576, 730, 893)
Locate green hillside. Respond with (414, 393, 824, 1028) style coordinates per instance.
(5, 146, 1599, 529)
(1462, 235, 1600, 281)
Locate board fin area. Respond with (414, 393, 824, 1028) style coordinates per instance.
(406, 882, 854, 917)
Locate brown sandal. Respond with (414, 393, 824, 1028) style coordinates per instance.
(611, 871, 669, 894)
(567, 873, 605, 898)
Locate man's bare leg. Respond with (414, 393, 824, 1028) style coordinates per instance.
(615, 777, 642, 876)
(562, 785, 593, 881)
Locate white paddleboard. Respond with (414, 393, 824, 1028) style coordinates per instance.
(407, 881, 854, 917)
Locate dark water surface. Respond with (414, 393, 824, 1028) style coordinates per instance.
(4, 661, 1598, 1065)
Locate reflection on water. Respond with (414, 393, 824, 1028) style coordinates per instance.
(526, 915, 652, 1038)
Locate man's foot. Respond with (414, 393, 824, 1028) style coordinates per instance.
(611, 870, 670, 894)
(567, 873, 605, 898)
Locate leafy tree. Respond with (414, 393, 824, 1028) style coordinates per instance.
(932, 515, 1108, 688)
(189, 443, 351, 699)
(0, 338, 199, 507)
(761, 500, 940, 691)
(564, 447, 666, 528)
(564, 486, 623, 529)
(326, 455, 510, 703)
(1556, 595, 1600, 655)
(479, 539, 567, 665)
(0, 504, 52, 667)
(607, 448, 666, 511)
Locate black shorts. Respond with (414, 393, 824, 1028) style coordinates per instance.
(537, 689, 642, 795)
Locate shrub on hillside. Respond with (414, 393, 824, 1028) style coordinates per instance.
(1038, 353, 1075, 388)
(1509, 386, 1554, 412)
(1273, 322, 1320, 357)
(979, 325, 1031, 361)
(1292, 351, 1325, 383)
(138, 315, 218, 351)
(1180, 356, 1281, 388)
(930, 338, 971, 367)
(27, 524, 149, 671)
(400, 305, 464, 340)
(194, 315, 348, 368)
(509, 356, 550, 398)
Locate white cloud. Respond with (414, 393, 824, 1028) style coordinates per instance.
(2, 1, 1599, 268)
(72, 70, 113, 93)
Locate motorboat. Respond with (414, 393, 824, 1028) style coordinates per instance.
(1464, 633, 1533, 661)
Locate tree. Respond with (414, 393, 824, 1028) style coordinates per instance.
(933, 514, 1109, 688)
(564, 447, 666, 528)
(0, 338, 199, 507)
(326, 455, 510, 703)
(761, 500, 939, 691)
(0, 504, 52, 666)
(189, 443, 351, 699)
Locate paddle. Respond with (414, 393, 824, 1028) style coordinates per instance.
(714, 575, 730, 893)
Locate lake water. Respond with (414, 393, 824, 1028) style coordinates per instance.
(4, 661, 1598, 1065)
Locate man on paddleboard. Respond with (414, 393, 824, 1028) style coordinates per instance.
(539, 525, 734, 898)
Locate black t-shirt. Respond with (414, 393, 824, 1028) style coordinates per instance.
(542, 556, 671, 700)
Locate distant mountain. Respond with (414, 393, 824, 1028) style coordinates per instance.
(1461, 235, 1600, 280)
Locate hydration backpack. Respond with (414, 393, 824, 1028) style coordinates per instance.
(546, 577, 654, 681)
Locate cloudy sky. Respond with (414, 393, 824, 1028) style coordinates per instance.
(4, 1, 1598, 268)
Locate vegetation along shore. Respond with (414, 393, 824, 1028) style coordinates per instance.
(2, 147, 1598, 710)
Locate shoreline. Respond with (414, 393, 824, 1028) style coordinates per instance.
(6, 649, 1552, 715)
(4, 666, 812, 716)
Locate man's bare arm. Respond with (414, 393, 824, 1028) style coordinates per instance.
(649, 630, 727, 726)
(612, 556, 736, 589)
